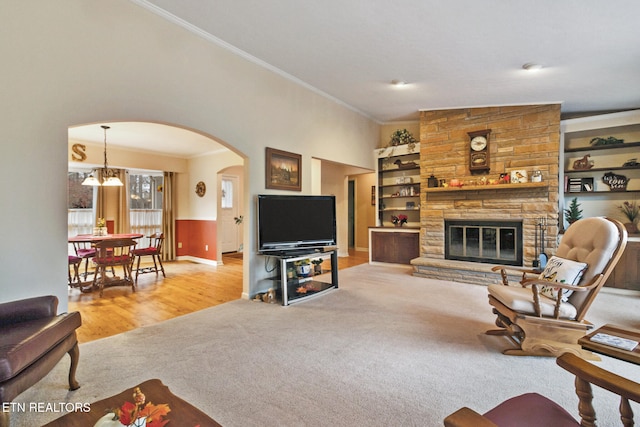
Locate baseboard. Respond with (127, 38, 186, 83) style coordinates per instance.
(175, 256, 219, 266)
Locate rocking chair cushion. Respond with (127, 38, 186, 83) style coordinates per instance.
(538, 256, 588, 301)
(488, 284, 578, 319)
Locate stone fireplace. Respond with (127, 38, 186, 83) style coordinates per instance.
(411, 104, 561, 286)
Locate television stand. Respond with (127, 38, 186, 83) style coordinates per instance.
(274, 249, 338, 305)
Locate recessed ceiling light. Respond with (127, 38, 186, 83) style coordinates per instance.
(391, 79, 407, 86)
(522, 63, 543, 71)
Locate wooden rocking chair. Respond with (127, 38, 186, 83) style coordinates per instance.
(486, 217, 627, 359)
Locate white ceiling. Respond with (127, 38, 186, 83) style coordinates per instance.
(137, 0, 640, 123)
(72, 1, 640, 156)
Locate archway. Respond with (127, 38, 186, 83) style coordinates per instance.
(68, 120, 247, 286)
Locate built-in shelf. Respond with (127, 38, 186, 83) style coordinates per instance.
(564, 141, 640, 153)
(424, 182, 548, 193)
(566, 190, 640, 195)
(379, 166, 420, 173)
(565, 166, 640, 174)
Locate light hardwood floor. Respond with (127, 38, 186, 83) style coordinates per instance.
(69, 250, 369, 343)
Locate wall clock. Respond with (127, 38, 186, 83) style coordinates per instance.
(468, 129, 491, 173)
(195, 181, 206, 197)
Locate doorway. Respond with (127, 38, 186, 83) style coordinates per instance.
(219, 174, 241, 253)
(348, 179, 355, 248)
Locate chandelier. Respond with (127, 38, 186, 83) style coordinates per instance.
(82, 125, 123, 186)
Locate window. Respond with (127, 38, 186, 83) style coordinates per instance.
(130, 172, 163, 236)
(68, 171, 94, 209)
(68, 171, 94, 238)
(221, 179, 233, 208)
(130, 174, 163, 210)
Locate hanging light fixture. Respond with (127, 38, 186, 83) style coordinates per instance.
(82, 125, 123, 186)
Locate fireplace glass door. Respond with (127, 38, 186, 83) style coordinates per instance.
(445, 220, 522, 266)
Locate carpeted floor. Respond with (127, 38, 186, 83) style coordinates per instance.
(12, 264, 640, 426)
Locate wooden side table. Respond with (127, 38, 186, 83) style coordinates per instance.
(579, 324, 640, 365)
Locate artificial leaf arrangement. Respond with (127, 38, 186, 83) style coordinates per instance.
(618, 200, 639, 223)
(96, 218, 106, 228)
(108, 387, 172, 427)
(391, 214, 408, 226)
(378, 129, 418, 155)
(389, 129, 417, 148)
(590, 136, 624, 146)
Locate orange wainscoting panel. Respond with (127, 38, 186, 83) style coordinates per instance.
(175, 219, 217, 261)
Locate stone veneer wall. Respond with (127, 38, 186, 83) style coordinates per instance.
(412, 104, 561, 285)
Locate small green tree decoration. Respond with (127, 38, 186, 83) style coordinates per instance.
(564, 197, 583, 226)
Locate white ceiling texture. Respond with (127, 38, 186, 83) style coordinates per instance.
(71, 0, 640, 156)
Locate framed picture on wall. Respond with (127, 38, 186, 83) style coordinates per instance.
(265, 147, 302, 191)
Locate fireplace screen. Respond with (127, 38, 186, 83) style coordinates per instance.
(445, 220, 523, 266)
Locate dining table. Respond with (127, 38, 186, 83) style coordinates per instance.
(68, 233, 144, 244)
(68, 233, 144, 291)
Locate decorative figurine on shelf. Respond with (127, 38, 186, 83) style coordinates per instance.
(394, 159, 418, 169)
(573, 154, 594, 170)
(391, 214, 408, 227)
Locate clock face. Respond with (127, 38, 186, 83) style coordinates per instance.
(470, 136, 487, 151)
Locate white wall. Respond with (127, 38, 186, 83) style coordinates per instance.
(0, 0, 379, 310)
(188, 151, 244, 221)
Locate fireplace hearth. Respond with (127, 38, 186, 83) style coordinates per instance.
(445, 220, 523, 266)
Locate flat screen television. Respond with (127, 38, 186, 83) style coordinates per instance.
(257, 194, 337, 254)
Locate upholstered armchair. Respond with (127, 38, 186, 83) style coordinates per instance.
(486, 217, 627, 359)
(444, 352, 640, 427)
(0, 295, 81, 427)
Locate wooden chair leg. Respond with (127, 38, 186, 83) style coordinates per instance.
(67, 342, 80, 391)
(156, 254, 165, 278)
(73, 262, 80, 284)
(151, 256, 159, 276)
(135, 256, 142, 283)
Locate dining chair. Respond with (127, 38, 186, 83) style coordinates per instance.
(91, 238, 137, 297)
(71, 240, 96, 280)
(131, 232, 165, 283)
(67, 255, 82, 287)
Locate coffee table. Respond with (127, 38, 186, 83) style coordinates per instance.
(43, 379, 221, 426)
(579, 324, 640, 365)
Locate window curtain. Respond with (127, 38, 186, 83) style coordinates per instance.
(162, 171, 176, 261)
(94, 184, 105, 225)
(115, 169, 131, 234)
(93, 169, 130, 233)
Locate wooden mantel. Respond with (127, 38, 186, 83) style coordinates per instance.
(424, 182, 548, 193)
